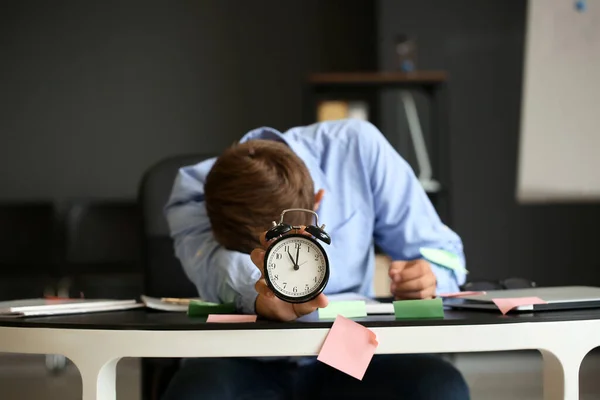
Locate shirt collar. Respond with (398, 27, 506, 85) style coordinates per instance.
(238, 127, 330, 194)
(240, 126, 288, 144)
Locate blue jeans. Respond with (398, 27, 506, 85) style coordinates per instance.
(161, 354, 470, 400)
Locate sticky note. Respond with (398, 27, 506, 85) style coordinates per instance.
(187, 301, 236, 317)
(206, 314, 257, 323)
(492, 297, 547, 315)
(393, 298, 444, 319)
(317, 315, 378, 380)
(318, 301, 367, 320)
(419, 247, 468, 274)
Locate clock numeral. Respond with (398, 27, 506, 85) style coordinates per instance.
(305, 284, 309, 290)
(275, 253, 282, 260)
(313, 276, 318, 283)
(284, 245, 290, 252)
(307, 246, 310, 253)
(314, 254, 319, 261)
(283, 282, 287, 289)
(269, 263, 276, 269)
(318, 265, 324, 273)
(293, 286, 298, 293)
(295, 243, 301, 249)
(273, 274, 279, 281)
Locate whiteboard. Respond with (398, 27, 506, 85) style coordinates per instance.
(517, 0, 600, 203)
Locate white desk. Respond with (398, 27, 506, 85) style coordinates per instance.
(0, 309, 598, 400)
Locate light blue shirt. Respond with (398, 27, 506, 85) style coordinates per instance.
(165, 119, 466, 314)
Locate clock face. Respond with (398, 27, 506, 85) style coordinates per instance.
(264, 234, 329, 303)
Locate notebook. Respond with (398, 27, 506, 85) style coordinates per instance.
(443, 286, 600, 312)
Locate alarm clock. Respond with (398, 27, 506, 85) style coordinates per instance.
(263, 208, 331, 303)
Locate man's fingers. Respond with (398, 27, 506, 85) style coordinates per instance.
(250, 248, 266, 274)
(395, 273, 436, 293)
(388, 260, 409, 279)
(254, 279, 275, 299)
(392, 259, 436, 299)
(394, 286, 436, 300)
(312, 293, 329, 308)
(292, 293, 329, 317)
(396, 261, 430, 282)
(305, 293, 329, 311)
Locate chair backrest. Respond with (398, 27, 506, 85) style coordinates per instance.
(61, 200, 141, 274)
(138, 154, 215, 298)
(0, 201, 58, 300)
(0, 201, 58, 273)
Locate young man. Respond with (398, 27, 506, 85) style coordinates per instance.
(163, 119, 470, 399)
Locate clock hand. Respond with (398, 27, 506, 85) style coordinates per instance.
(295, 246, 300, 267)
(287, 251, 298, 270)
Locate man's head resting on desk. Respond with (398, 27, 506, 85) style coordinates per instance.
(204, 139, 324, 254)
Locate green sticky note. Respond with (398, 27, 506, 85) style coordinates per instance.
(318, 300, 367, 320)
(187, 301, 237, 317)
(420, 247, 468, 274)
(393, 298, 444, 319)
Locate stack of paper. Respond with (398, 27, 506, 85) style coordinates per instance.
(0, 298, 142, 318)
(141, 295, 214, 312)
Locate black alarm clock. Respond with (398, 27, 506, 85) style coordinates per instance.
(263, 208, 331, 303)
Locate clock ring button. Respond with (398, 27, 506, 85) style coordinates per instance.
(266, 224, 292, 241)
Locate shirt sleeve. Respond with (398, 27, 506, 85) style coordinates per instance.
(164, 164, 261, 314)
(357, 121, 467, 294)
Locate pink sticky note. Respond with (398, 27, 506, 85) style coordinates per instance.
(317, 315, 379, 380)
(206, 314, 257, 323)
(438, 291, 487, 298)
(492, 297, 547, 315)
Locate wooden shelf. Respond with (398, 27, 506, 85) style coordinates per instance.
(307, 71, 447, 85)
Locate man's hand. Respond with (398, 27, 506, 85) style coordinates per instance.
(388, 259, 437, 300)
(250, 230, 328, 321)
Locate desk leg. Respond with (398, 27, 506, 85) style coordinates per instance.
(71, 356, 122, 400)
(540, 349, 585, 400)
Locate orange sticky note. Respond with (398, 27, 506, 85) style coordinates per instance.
(492, 297, 547, 315)
(317, 315, 379, 380)
(206, 314, 257, 323)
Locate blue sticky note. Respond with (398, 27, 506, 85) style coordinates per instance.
(419, 247, 468, 274)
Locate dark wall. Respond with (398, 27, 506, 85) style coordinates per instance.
(4, 0, 599, 288)
(377, 0, 600, 286)
(0, 0, 375, 200)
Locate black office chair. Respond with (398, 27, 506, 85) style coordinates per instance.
(137, 154, 215, 400)
(0, 201, 59, 300)
(0, 202, 68, 372)
(56, 200, 143, 299)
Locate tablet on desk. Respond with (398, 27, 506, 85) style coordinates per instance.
(444, 286, 600, 312)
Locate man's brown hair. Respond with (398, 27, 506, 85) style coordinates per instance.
(204, 139, 315, 254)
